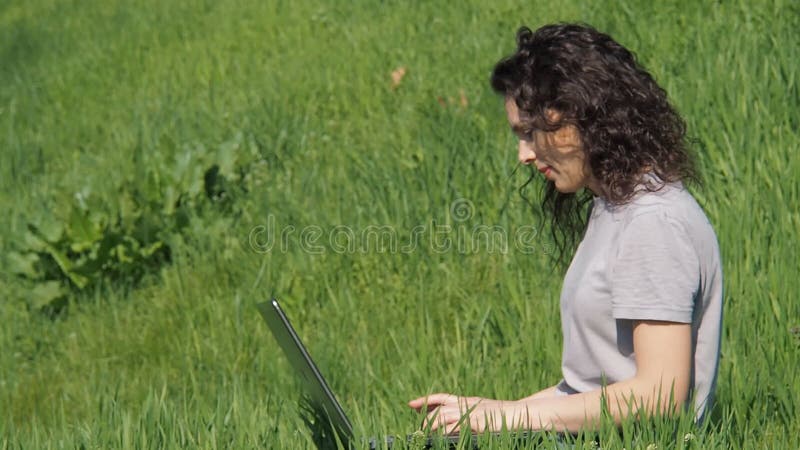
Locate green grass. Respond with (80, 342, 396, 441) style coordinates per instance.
(1, 0, 798, 448)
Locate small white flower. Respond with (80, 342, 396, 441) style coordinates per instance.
(684, 432, 696, 443)
(646, 444, 658, 450)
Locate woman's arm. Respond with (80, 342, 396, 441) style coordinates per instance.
(519, 320, 692, 432)
(409, 320, 692, 434)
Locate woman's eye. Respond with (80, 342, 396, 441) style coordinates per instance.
(511, 126, 536, 141)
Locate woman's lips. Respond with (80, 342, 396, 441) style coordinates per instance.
(538, 166, 552, 176)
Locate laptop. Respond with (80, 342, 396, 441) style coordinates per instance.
(258, 299, 552, 449)
(259, 299, 534, 449)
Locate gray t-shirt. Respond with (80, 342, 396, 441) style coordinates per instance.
(556, 180, 723, 421)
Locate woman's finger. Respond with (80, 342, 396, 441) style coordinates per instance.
(408, 393, 456, 411)
(424, 407, 461, 434)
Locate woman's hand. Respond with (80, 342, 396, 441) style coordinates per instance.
(408, 393, 524, 434)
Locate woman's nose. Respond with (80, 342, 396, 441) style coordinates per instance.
(518, 140, 536, 165)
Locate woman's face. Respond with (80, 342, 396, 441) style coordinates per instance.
(505, 98, 600, 195)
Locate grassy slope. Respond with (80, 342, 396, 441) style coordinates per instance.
(1, 0, 798, 448)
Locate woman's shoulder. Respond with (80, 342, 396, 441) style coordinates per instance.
(609, 180, 719, 257)
(629, 181, 696, 213)
(591, 173, 718, 245)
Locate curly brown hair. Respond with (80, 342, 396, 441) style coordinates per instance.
(491, 23, 698, 264)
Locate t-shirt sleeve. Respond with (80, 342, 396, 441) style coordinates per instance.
(610, 210, 700, 323)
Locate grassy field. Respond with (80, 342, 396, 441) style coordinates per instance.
(1, 0, 798, 448)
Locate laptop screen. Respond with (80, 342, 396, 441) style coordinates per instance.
(257, 299, 354, 442)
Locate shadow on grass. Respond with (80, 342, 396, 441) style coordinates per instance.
(299, 396, 350, 450)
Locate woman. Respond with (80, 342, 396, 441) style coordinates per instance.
(408, 23, 723, 434)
